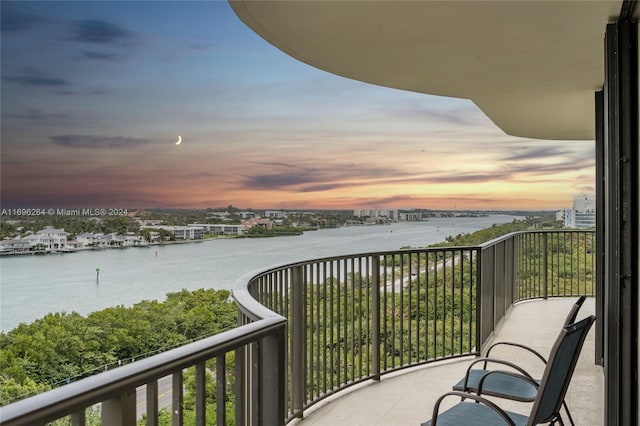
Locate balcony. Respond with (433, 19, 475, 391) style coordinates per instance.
(0, 230, 598, 425)
(286, 297, 601, 425)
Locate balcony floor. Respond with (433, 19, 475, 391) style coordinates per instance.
(291, 297, 603, 426)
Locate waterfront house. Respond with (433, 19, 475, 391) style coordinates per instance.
(0, 239, 31, 256)
(36, 226, 69, 251)
(20, 227, 69, 252)
(75, 232, 101, 248)
(97, 233, 126, 248)
(242, 217, 274, 230)
(123, 235, 148, 247)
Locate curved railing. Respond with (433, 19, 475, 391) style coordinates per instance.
(0, 230, 595, 425)
(234, 229, 596, 422)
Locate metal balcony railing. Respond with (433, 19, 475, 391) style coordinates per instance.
(0, 230, 595, 425)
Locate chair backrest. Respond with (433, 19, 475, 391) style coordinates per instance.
(563, 295, 587, 326)
(527, 315, 595, 425)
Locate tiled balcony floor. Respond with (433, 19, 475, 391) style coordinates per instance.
(291, 297, 603, 426)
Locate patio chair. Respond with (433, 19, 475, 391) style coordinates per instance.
(422, 314, 595, 426)
(451, 296, 586, 424)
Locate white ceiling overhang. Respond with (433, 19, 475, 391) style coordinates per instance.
(230, 0, 622, 140)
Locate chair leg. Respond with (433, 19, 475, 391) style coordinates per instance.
(562, 400, 575, 426)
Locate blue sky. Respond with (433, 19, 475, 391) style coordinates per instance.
(1, 1, 595, 210)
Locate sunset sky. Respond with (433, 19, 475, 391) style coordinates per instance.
(1, 1, 595, 211)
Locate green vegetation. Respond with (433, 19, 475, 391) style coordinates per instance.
(246, 226, 305, 237)
(0, 289, 237, 406)
(430, 216, 543, 247)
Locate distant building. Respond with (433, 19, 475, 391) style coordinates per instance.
(564, 194, 596, 228)
(76, 232, 101, 247)
(399, 211, 423, 221)
(189, 223, 246, 236)
(265, 210, 288, 219)
(353, 209, 399, 221)
(97, 233, 126, 247)
(172, 226, 204, 240)
(140, 225, 204, 240)
(242, 218, 273, 230)
(21, 226, 69, 251)
(0, 239, 31, 255)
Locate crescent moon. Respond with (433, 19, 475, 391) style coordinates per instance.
(175, 135, 182, 145)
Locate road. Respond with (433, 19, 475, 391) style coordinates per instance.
(136, 374, 174, 419)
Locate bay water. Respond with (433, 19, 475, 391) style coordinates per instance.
(0, 215, 520, 332)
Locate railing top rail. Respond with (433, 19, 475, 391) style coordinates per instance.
(232, 245, 482, 316)
(0, 317, 286, 425)
(478, 229, 595, 250)
(478, 231, 520, 249)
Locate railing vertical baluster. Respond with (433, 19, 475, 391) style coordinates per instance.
(306, 264, 313, 404)
(469, 250, 475, 354)
(260, 330, 285, 426)
(235, 345, 245, 426)
(390, 254, 396, 367)
(314, 263, 321, 398)
(70, 409, 86, 426)
(216, 355, 226, 426)
(171, 371, 184, 426)
(102, 389, 136, 426)
(441, 249, 446, 357)
(322, 261, 328, 393)
(329, 261, 335, 390)
(335, 262, 341, 387)
(382, 255, 388, 371)
(371, 255, 380, 380)
(195, 362, 206, 426)
(476, 247, 483, 350)
(432, 251, 437, 359)
(399, 253, 404, 364)
(342, 258, 348, 382)
(425, 252, 430, 359)
(451, 250, 456, 355)
(250, 341, 259, 425)
(365, 256, 371, 377)
(459, 249, 464, 354)
(415, 252, 421, 362)
(543, 232, 548, 299)
(570, 232, 575, 296)
(146, 379, 158, 426)
(356, 257, 363, 379)
(291, 265, 304, 418)
(350, 257, 356, 381)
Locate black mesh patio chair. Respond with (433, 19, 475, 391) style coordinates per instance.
(421, 314, 595, 426)
(451, 296, 586, 424)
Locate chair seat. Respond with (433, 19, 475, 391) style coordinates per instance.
(452, 369, 540, 402)
(421, 401, 529, 426)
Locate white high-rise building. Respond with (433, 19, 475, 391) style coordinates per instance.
(564, 194, 596, 228)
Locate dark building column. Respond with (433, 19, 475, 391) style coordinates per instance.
(603, 18, 638, 426)
(595, 89, 604, 367)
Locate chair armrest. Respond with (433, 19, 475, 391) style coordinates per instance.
(430, 391, 516, 426)
(484, 341, 548, 365)
(459, 357, 536, 391)
(477, 370, 539, 396)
